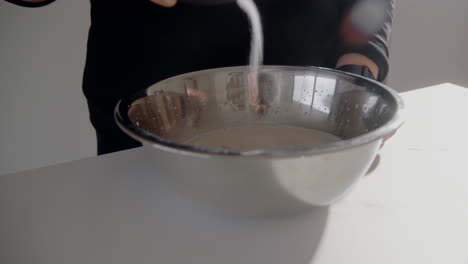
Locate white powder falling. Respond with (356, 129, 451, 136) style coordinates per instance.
(237, 0, 264, 79)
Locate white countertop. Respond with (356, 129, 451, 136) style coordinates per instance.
(1, 83, 467, 264)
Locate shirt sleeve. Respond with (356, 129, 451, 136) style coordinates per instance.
(4, 0, 56, 8)
(337, 0, 395, 82)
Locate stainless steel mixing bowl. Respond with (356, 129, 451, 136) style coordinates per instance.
(115, 66, 404, 216)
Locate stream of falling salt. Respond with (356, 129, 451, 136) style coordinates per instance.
(236, 0, 264, 80)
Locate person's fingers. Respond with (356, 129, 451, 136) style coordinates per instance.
(380, 130, 397, 149)
(384, 130, 396, 142)
(365, 154, 380, 175)
(340, 0, 388, 46)
(340, 12, 371, 46)
(187, 89, 209, 102)
(149, 0, 177, 7)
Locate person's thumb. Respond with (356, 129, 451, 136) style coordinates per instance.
(150, 0, 177, 7)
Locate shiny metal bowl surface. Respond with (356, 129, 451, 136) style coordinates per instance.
(116, 66, 404, 216)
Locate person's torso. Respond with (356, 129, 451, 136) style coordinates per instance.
(84, 0, 343, 106)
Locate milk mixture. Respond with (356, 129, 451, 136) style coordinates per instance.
(186, 125, 341, 151)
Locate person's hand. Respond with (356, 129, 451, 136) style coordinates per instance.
(12, 0, 178, 7)
(7, 0, 56, 7)
(366, 130, 397, 174)
(149, 0, 178, 7)
(381, 130, 396, 148)
(339, 0, 388, 46)
(336, 53, 379, 80)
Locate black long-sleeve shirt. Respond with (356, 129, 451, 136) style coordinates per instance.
(80, 0, 394, 111)
(7, 0, 394, 124)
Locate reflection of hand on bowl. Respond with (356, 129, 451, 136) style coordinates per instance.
(247, 73, 271, 115)
(185, 80, 209, 103)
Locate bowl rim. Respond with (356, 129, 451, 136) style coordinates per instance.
(115, 65, 405, 158)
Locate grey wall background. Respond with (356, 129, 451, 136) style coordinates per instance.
(0, 0, 93, 175)
(388, 0, 468, 90)
(1, 0, 468, 175)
